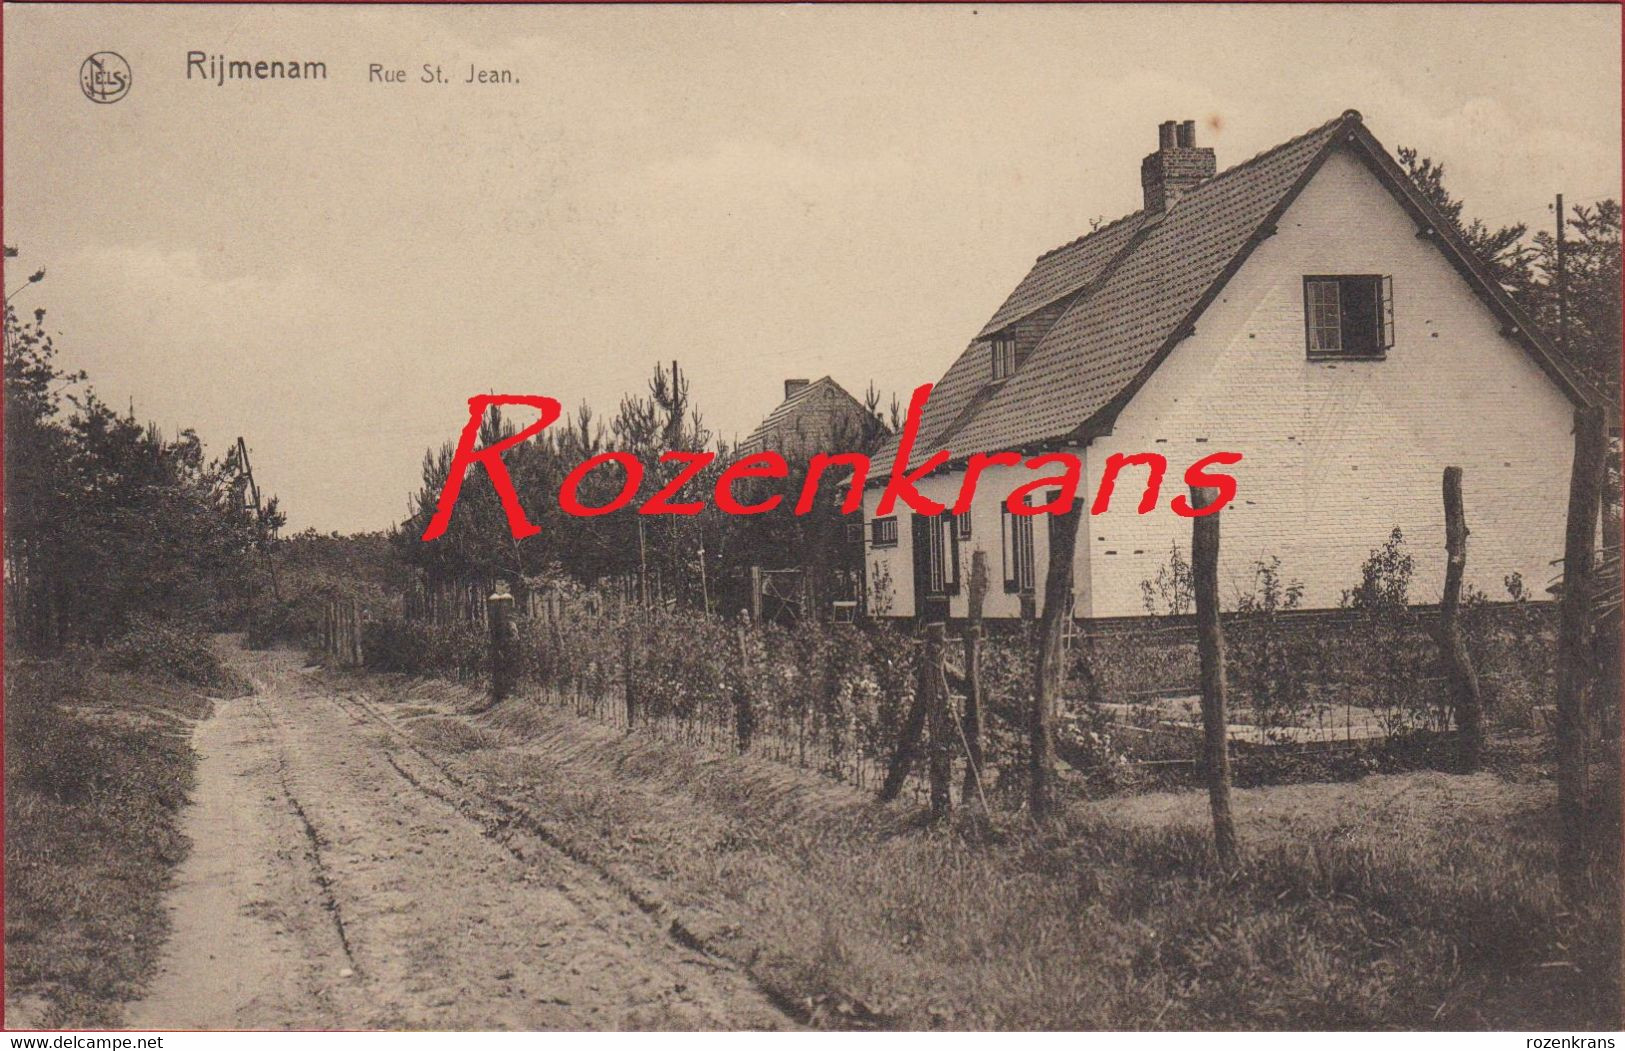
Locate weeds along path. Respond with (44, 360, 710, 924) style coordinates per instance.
(128, 641, 793, 1031)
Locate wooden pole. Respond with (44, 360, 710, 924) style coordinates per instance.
(1556, 193, 1568, 354)
(924, 622, 952, 819)
(487, 592, 516, 706)
(962, 551, 988, 804)
(1558, 405, 1605, 889)
(733, 624, 755, 753)
(1191, 486, 1240, 870)
(1437, 467, 1484, 771)
(880, 646, 932, 803)
(623, 612, 639, 729)
(635, 519, 648, 609)
(698, 542, 711, 617)
(549, 589, 565, 685)
(1031, 499, 1082, 820)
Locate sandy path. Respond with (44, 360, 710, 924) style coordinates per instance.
(126, 643, 791, 1031)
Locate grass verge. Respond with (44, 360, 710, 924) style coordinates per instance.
(369, 674, 1620, 1031)
(4, 638, 237, 1028)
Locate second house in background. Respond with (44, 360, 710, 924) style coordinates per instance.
(737, 376, 879, 460)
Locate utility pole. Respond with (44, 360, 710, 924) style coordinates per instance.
(1555, 193, 1568, 353)
(236, 437, 281, 601)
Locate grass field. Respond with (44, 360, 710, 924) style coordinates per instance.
(3, 646, 235, 1028)
(374, 673, 1621, 1030)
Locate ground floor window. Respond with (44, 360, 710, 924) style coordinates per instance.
(913, 513, 960, 597)
(1001, 504, 1035, 594)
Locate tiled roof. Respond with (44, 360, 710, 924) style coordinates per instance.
(949, 113, 1346, 457)
(975, 212, 1149, 339)
(739, 375, 868, 455)
(878, 109, 1604, 471)
(877, 112, 1351, 465)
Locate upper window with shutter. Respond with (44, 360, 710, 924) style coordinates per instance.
(1303, 275, 1393, 360)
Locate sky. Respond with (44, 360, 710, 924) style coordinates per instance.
(4, 3, 1620, 533)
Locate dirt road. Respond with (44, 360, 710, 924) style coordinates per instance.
(125, 643, 793, 1030)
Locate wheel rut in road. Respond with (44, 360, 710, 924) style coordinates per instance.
(126, 642, 794, 1031)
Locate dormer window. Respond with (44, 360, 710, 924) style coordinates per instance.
(991, 336, 1018, 381)
(1304, 275, 1394, 359)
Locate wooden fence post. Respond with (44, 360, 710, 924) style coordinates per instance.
(962, 551, 988, 805)
(733, 623, 755, 753)
(1031, 499, 1082, 820)
(1558, 405, 1606, 890)
(548, 589, 565, 685)
(1437, 467, 1484, 771)
(1192, 486, 1240, 870)
(924, 622, 952, 820)
(623, 613, 639, 730)
(351, 599, 363, 668)
(487, 591, 516, 706)
(879, 639, 932, 803)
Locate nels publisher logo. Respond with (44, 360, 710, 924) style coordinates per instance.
(80, 52, 131, 104)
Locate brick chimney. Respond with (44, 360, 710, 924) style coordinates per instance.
(1140, 118, 1215, 214)
(784, 378, 810, 400)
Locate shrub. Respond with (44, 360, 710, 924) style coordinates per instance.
(363, 614, 484, 681)
(1140, 539, 1195, 617)
(1338, 528, 1448, 737)
(245, 597, 308, 650)
(101, 618, 236, 690)
(1462, 576, 1558, 730)
(1227, 558, 1318, 742)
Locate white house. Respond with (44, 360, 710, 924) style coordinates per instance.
(862, 111, 1602, 621)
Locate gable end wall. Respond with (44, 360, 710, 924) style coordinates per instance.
(1079, 146, 1576, 616)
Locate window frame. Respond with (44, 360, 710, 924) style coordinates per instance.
(1001, 502, 1036, 595)
(870, 515, 898, 548)
(955, 511, 973, 540)
(924, 514, 960, 596)
(990, 336, 1019, 382)
(911, 512, 960, 598)
(1303, 274, 1393, 360)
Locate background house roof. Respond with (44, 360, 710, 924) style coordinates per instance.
(738, 375, 872, 456)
